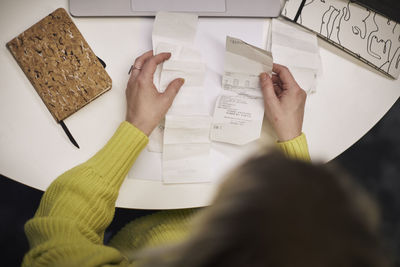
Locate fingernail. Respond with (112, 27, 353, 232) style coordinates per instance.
(178, 78, 185, 84)
(260, 72, 268, 80)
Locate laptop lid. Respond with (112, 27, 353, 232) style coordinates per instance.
(69, 0, 282, 18)
(131, 0, 226, 13)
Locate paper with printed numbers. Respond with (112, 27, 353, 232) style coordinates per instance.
(210, 36, 273, 145)
(211, 95, 265, 145)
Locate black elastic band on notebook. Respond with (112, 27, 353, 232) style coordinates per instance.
(293, 0, 307, 22)
(60, 120, 80, 149)
(97, 56, 106, 68)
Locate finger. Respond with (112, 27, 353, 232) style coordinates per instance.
(273, 85, 283, 96)
(260, 72, 279, 107)
(271, 75, 281, 86)
(272, 64, 297, 87)
(163, 78, 185, 103)
(140, 52, 172, 79)
(130, 50, 153, 80)
(271, 74, 281, 83)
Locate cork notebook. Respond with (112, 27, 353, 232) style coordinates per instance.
(6, 8, 112, 122)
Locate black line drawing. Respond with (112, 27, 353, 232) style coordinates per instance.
(352, 10, 370, 40)
(286, 0, 400, 76)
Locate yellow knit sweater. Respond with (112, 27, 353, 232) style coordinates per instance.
(22, 121, 310, 267)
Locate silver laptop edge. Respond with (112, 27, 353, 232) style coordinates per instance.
(69, 0, 282, 18)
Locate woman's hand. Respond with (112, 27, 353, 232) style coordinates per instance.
(125, 50, 185, 136)
(260, 64, 306, 142)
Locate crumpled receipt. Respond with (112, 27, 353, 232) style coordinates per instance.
(162, 115, 212, 184)
(149, 12, 208, 153)
(210, 36, 273, 145)
(149, 12, 212, 184)
(152, 12, 203, 93)
(268, 19, 322, 94)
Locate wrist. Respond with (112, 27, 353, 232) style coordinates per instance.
(276, 130, 302, 142)
(126, 116, 153, 136)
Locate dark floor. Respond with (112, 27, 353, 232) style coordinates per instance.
(1, 98, 399, 266)
(330, 97, 400, 265)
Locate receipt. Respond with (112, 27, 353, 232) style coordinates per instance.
(147, 119, 165, 153)
(167, 86, 208, 115)
(159, 60, 206, 89)
(211, 95, 265, 145)
(152, 12, 198, 49)
(269, 19, 321, 94)
(152, 12, 199, 93)
(163, 115, 212, 184)
(225, 36, 273, 76)
(150, 12, 212, 184)
(149, 12, 207, 152)
(210, 36, 273, 145)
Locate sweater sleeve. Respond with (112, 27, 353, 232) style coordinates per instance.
(276, 132, 311, 162)
(22, 122, 148, 267)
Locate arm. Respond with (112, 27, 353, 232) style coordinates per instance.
(23, 123, 148, 267)
(260, 64, 310, 161)
(276, 133, 311, 161)
(22, 51, 184, 267)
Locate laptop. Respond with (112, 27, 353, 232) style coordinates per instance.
(69, 0, 282, 17)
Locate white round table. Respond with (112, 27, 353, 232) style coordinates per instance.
(1, 0, 399, 209)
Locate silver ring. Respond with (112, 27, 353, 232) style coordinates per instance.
(128, 65, 142, 74)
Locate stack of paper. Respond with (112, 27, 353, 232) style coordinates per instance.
(151, 12, 212, 184)
(269, 19, 322, 94)
(210, 36, 273, 145)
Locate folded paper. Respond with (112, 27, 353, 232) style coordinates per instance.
(210, 36, 273, 145)
(269, 19, 322, 94)
(163, 115, 212, 184)
(151, 12, 212, 184)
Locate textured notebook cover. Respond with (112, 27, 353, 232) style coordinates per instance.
(6, 8, 112, 122)
(282, 0, 400, 79)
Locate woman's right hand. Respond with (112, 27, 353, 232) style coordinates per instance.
(259, 64, 307, 142)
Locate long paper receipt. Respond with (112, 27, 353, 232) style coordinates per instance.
(151, 12, 212, 184)
(210, 36, 273, 145)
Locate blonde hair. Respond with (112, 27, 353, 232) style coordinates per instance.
(134, 151, 390, 267)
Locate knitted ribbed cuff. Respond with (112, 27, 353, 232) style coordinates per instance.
(88, 121, 149, 186)
(276, 132, 311, 162)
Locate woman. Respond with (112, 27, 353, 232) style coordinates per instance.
(22, 51, 387, 266)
